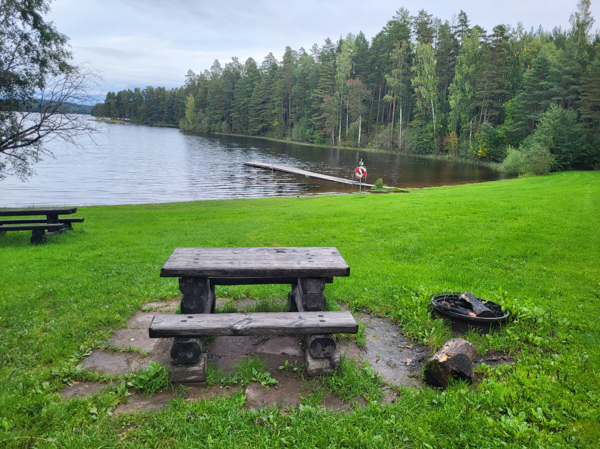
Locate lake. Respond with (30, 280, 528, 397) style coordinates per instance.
(0, 122, 505, 207)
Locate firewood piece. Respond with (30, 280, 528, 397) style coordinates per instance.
(424, 338, 477, 388)
(459, 292, 495, 317)
(439, 304, 476, 317)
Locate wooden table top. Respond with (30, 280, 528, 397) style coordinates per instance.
(160, 247, 350, 278)
(0, 207, 77, 217)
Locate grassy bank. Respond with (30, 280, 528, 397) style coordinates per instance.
(1, 172, 599, 447)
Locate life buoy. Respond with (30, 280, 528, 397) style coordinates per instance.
(355, 166, 367, 178)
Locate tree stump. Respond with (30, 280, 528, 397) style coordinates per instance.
(424, 338, 477, 388)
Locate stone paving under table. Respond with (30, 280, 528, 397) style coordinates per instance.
(66, 297, 511, 413)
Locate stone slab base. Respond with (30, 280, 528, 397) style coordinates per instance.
(305, 347, 340, 377)
(169, 353, 207, 384)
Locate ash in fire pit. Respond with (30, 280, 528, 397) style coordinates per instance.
(431, 292, 509, 333)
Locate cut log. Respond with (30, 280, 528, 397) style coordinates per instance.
(424, 338, 477, 388)
(305, 348, 341, 377)
(170, 337, 202, 364)
(439, 303, 476, 317)
(459, 292, 494, 317)
(306, 334, 336, 358)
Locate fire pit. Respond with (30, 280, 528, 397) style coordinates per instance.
(431, 292, 510, 333)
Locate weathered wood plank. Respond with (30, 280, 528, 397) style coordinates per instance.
(245, 162, 374, 187)
(210, 276, 333, 285)
(0, 218, 84, 225)
(149, 311, 358, 338)
(0, 224, 65, 232)
(161, 247, 350, 278)
(0, 207, 77, 217)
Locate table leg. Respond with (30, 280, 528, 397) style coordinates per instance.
(290, 277, 340, 375)
(178, 277, 214, 314)
(170, 277, 214, 372)
(46, 214, 59, 224)
(291, 277, 326, 312)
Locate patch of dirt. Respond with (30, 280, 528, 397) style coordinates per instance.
(338, 312, 430, 388)
(60, 381, 106, 401)
(206, 335, 304, 372)
(114, 391, 174, 414)
(245, 375, 303, 410)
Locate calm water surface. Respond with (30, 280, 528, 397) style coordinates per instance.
(0, 122, 504, 207)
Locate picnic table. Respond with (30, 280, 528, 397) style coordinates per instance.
(150, 247, 357, 382)
(0, 207, 84, 243)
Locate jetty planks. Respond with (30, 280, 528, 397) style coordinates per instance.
(149, 311, 359, 337)
(244, 161, 374, 187)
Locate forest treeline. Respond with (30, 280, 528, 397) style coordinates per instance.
(92, 2, 600, 170)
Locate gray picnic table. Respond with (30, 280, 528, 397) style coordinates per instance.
(0, 207, 84, 243)
(151, 247, 357, 382)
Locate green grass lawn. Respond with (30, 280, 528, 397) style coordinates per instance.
(1, 171, 599, 447)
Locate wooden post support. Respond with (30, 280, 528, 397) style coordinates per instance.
(169, 353, 207, 385)
(31, 229, 46, 244)
(424, 338, 477, 388)
(170, 337, 202, 364)
(306, 334, 336, 358)
(178, 277, 214, 314)
(293, 278, 326, 312)
(305, 347, 340, 377)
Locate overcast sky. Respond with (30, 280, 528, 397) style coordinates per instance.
(47, 0, 598, 96)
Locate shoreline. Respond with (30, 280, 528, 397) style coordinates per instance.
(92, 119, 503, 170)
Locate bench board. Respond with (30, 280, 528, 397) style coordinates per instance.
(160, 247, 350, 278)
(210, 276, 332, 286)
(0, 207, 77, 217)
(0, 224, 65, 231)
(0, 218, 84, 225)
(149, 311, 358, 338)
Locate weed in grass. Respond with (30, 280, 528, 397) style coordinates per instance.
(245, 298, 287, 313)
(354, 323, 366, 347)
(215, 301, 238, 313)
(126, 361, 170, 394)
(206, 357, 278, 389)
(322, 357, 384, 402)
(278, 359, 304, 376)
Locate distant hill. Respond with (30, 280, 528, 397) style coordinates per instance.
(0, 99, 94, 115)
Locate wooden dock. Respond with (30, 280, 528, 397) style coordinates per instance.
(244, 161, 373, 187)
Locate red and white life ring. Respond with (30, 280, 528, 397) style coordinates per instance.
(355, 166, 367, 178)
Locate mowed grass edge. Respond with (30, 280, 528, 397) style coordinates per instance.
(0, 171, 599, 447)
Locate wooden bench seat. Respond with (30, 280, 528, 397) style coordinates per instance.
(149, 311, 358, 338)
(0, 217, 84, 225)
(0, 223, 67, 243)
